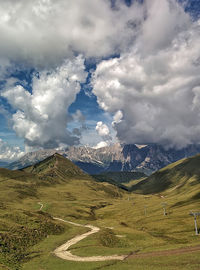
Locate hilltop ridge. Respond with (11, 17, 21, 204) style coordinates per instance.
(131, 153, 200, 197)
(23, 153, 88, 181)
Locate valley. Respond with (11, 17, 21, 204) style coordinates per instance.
(1, 1, 200, 269)
(0, 153, 200, 270)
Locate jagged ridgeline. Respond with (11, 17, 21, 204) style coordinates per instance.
(0, 154, 125, 269)
(23, 153, 88, 181)
(7, 143, 200, 175)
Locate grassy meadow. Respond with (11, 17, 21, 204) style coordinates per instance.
(1, 154, 200, 269)
(22, 190, 200, 270)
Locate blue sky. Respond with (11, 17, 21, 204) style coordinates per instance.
(0, 0, 200, 161)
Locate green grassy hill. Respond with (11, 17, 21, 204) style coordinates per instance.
(131, 154, 200, 196)
(92, 171, 146, 184)
(0, 155, 124, 269)
(1, 154, 200, 270)
(23, 153, 87, 181)
(92, 171, 147, 191)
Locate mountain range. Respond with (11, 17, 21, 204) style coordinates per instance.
(6, 143, 200, 175)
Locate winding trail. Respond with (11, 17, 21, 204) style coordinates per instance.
(38, 202, 126, 261)
(53, 217, 127, 262)
(38, 202, 200, 262)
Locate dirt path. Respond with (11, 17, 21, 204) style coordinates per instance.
(38, 202, 125, 261)
(53, 217, 126, 262)
(38, 202, 200, 262)
(127, 245, 200, 259)
(53, 218, 200, 262)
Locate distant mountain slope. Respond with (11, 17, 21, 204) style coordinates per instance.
(6, 143, 200, 175)
(93, 171, 147, 184)
(0, 161, 9, 168)
(23, 153, 87, 181)
(1, 154, 124, 205)
(0, 167, 35, 182)
(131, 154, 200, 195)
(7, 149, 61, 170)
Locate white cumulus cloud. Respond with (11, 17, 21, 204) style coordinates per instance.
(96, 121, 111, 140)
(1, 55, 87, 149)
(95, 121, 113, 149)
(93, 141, 108, 149)
(92, 0, 200, 149)
(0, 139, 24, 161)
(0, 0, 144, 67)
(112, 110, 123, 126)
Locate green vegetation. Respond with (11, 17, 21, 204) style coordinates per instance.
(96, 228, 124, 248)
(130, 154, 200, 196)
(93, 171, 146, 184)
(23, 153, 88, 181)
(0, 153, 200, 269)
(92, 171, 147, 191)
(0, 154, 125, 269)
(0, 211, 65, 269)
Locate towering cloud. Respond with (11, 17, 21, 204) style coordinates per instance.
(0, 0, 144, 67)
(1, 56, 87, 148)
(92, 0, 200, 149)
(95, 121, 112, 149)
(1, 0, 200, 151)
(0, 0, 145, 151)
(96, 121, 111, 139)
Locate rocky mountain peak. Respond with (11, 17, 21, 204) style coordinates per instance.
(5, 143, 200, 175)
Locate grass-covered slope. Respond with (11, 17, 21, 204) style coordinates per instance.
(0, 166, 66, 268)
(2, 154, 200, 270)
(92, 171, 147, 191)
(0, 154, 125, 269)
(131, 154, 200, 195)
(93, 171, 147, 184)
(23, 153, 87, 180)
(20, 154, 200, 270)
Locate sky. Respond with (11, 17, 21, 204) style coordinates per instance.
(0, 0, 200, 161)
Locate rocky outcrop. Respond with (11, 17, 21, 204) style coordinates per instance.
(6, 143, 200, 175)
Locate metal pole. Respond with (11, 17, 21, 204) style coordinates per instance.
(194, 216, 198, 235)
(189, 211, 200, 235)
(161, 203, 167, 216)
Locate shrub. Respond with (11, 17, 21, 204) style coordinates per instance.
(96, 228, 120, 248)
